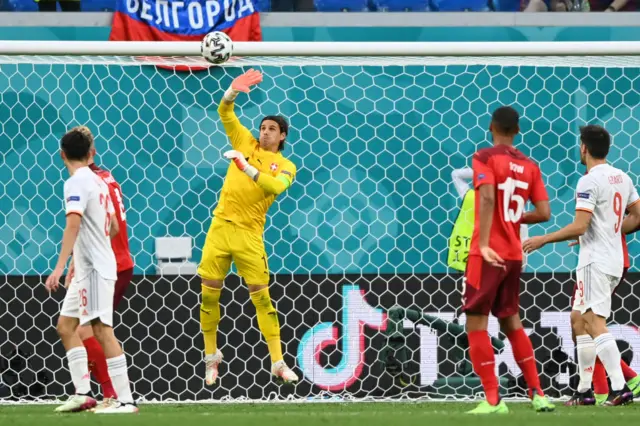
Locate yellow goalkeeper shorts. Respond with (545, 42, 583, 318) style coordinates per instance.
(197, 217, 270, 285)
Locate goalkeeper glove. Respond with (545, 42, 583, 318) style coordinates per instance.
(223, 69, 263, 102)
(224, 150, 258, 180)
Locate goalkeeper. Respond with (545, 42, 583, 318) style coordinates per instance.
(198, 69, 298, 386)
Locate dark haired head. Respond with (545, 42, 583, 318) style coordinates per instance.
(490, 106, 520, 137)
(260, 115, 289, 151)
(61, 127, 92, 162)
(580, 125, 610, 164)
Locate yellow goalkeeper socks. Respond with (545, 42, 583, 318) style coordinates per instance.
(250, 287, 283, 364)
(200, 285, 221, 356)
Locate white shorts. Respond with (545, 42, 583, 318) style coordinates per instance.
(572, 264, 620, 318)
(60, 270, 115, 326)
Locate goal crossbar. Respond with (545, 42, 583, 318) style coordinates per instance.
(3, 41, 640, 57)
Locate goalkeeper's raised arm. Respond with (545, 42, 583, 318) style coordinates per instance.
(217, 69, 295, 195)
(197, 68, 299, 388)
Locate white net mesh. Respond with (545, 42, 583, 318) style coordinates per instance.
(1, 55, 640, 402)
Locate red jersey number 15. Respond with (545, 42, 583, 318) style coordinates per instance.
(498, 177, 529, 223)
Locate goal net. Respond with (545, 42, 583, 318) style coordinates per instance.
(1, 42, 640, 403)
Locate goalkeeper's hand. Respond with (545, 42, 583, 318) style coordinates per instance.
(223, 69, 263, 102)
(224, 150, 258, 180)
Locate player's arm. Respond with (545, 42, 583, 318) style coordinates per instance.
(56, 214, 82, 269)
(532, 210, 592, 246)
(472, 157, 496, 249)
(472, 155, 503, 266)
(45, 181, 87, 292)
(46, 213, 82, 292)
(451, 167, 473, 199)
(106, 194, 119, 239)
(523, 176, 594, 253)
(224, 152, 296, 196)
(65, 255, 75, 288)
(521, 167, 551, 225)
(477, 184, 495, 248)
(218, 69, 263, 150)
(109, 214, 119, 238)
(521, 200, 550, 225)
(255, 169, 295, 195)
(622, 183, 640, 234)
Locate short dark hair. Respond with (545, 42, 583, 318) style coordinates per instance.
(580, 125, 610, 159)
(61, 127, 92, 161)
(491, 106, 520, 135)
(261, 115, 289, 151)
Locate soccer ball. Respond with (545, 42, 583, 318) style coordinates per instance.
(201, 31, 233, 65)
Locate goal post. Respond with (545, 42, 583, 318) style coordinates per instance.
(3, 40, 640, 56)
(1, 41, 640, 403)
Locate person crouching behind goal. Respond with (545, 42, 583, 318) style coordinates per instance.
(198, 69, 298, 386)
(45, 128, 137, 413)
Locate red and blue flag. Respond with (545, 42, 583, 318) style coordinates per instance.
(110, 0, 262, 43)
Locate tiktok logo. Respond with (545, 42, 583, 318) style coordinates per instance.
(297, 285, 386, 391)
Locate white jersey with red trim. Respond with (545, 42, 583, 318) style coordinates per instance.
(63, 166, 117, 282)
(575, 163, 639, 277)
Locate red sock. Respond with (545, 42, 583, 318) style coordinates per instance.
(468, 330, 500, 405)
(621, 360, 637, 382)
(593, 358, 609, 395)
(83, 337, 117, 399)
(507, 328, 543, 397)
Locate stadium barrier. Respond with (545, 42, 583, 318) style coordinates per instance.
(2, 273, 639, 401)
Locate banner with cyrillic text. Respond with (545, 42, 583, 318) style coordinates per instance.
(110, 0, 262, 42)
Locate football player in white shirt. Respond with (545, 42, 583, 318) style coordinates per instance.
(45, 128, 138, 414)
(524, 125, 640, 406)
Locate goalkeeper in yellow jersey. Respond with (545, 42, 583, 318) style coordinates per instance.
(198, 69, 299, 386)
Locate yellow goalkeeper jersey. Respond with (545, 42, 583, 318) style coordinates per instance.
(213, 102, 297, 234)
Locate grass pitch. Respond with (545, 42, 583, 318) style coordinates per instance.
(1, 402, 639, 426)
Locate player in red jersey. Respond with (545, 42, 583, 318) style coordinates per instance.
(463, 106, 554, 414)
(64, 126, 134, 404)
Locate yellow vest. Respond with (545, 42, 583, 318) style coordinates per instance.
(447, 190, 475, 272)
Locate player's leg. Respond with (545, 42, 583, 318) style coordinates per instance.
(566, 304, 598, 405)
(87, 267, 134, 398)
(234, 229, 297, 384)
(54, 280, 97, 413)
(113, 268, 134, 310)
(91, 322, 137, 413)
(197, 218, 231, 385)
(495, 260, 553, 412)
(622, 360, 640, 396)
(567, 270, 599, 405)
(581, 265, 632, 406)
(613, 270, 640, 396)
(77, 324, 117, 400)
(85, 271, 137, 414)
(583, 310, 633, 405)
(462, 256, 507, 414)
(593, 359, 609, 404)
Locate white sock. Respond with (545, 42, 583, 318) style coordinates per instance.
(67, 347, 91, 395)
(595, 333, 625, 391)
(107, 354, 134, 404)
(576, 334, 596, 393)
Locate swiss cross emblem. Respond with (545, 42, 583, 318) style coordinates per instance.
(270, 163, 278, 172)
